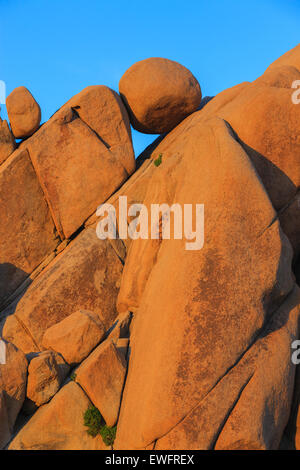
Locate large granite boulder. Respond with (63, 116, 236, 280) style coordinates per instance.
(114, 117, 299, 450)
(119, 58, 201, 134)
(6, 86, 41, 139)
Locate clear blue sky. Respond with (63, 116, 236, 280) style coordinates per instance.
(0, 0, 299, 156)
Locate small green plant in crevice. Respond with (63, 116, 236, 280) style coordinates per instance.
(70, 372, 77, 381)
(83, 406, 103, 437)
(154, 153, 163, 167)
(99, 424, 117, 447)
(83, 406, 117, 446)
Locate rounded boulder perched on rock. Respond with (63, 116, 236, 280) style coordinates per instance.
(119, 58, 201, 134)
(6, 86, 41, 139)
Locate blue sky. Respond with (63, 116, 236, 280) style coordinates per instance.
(0, 0, 299, 155)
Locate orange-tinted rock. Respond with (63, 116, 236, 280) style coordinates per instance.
(9, 382, 107, 450)
(26, 351, 69, 406)
(0, 118, 16, 165)
(26, 104, 134, 240)
(119, 58, 201, 134)
(76, 339, 127, 427)
(42, 310, 106, 365)
(266, 43, 300, 72)
(191, 66, 300, 255)
(0, 148, 59, 306)
(115, 338, 129, 360)
(0, 340, 28, 448)
(114, 118, 297, 450)
(103, 157, 156, 252)
(155, 287, 300, 450)
(183, 65, 300, 218)
(253, 65, 300, 88)
(65, 85, 134, 166)
(218, 84, 300, 211)
(198, 82, 250, 120)
(6, 86, 41, 139)
(2, 227, 123, 354)
(108, 311, 132, 341)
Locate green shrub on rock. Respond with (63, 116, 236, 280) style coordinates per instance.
(83, 406, 117, 446)
(83, 406, 103, 437)
(99, 425, 117, 446)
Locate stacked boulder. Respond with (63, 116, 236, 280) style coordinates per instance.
(0, 82, 135, 449)
(0, 47, 300, 450)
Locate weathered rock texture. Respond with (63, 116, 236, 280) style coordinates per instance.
(114, 117, 299, 450)
(0, 340, 28, 448)
(6, 86, 41, 139)
(9, 382, 108, 450)
(26, 102, 134, 239)
(2, 228, 123, 354)
(0, 83, 134, 315)
(0, 148, 59, 306)
(42, 310, 106, 365)
(1, 45, 300, 451)
(119, 57, 202, 134)
(76, 338, 127, 427)
(26, 351, 69, 406)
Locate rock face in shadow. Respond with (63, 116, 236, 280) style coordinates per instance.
(0, 340, 28, 448)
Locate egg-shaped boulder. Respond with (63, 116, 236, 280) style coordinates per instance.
(119, 58, 201, 134)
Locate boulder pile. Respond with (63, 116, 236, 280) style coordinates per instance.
(0, 46, 299, 450)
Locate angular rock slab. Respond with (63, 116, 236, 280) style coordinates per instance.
(0, 340, 28, 448)
(42, 310, 106, 365)
(114, 118, 296, 450)
(26, 350, 70, 406)
(9, 382, 108, 450)
(76, 338, 127, 427)
(2, 227, 123, 354)
(64, 85, 134, 161)
(0, 148, 59, 305)
(26, 100, 135, 239)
